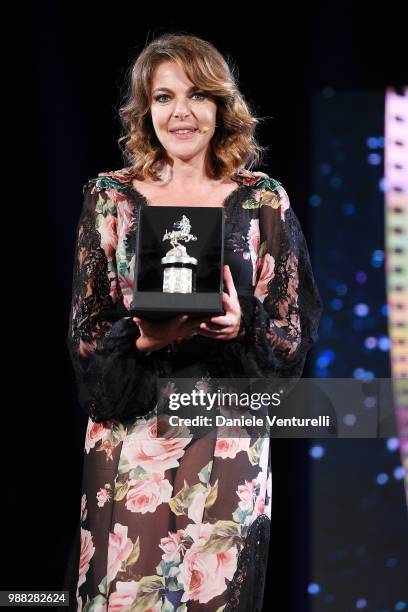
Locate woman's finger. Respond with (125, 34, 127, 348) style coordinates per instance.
(207, 314, 229, 326)
(133, 317, 149, 332)
(221, 291, 233, 309)
(200, 322, 227, 333)
(223, 265, 237, 298)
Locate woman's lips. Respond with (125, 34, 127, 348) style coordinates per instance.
(170, 129, 198, 140)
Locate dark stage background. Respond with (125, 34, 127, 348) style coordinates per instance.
(7, 2, 407, 611)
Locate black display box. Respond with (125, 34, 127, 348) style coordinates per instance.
(131, 206, 225, 320)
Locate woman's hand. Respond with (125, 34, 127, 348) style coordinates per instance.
(133, 313, 210, 353)
(198, 265, 243, 341)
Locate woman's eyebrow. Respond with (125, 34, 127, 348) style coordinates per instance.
(152, 86, 198, 94)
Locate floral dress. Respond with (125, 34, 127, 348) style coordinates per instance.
(65, 166, 322, 611)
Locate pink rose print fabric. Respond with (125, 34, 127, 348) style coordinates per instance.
(75, 414, 271, 611)
(65, 166, 322, 610)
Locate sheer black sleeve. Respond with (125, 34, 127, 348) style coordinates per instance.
(66, 181, 157, 423)
(221, 183, 322, 380)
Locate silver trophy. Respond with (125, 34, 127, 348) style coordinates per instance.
(161, 214, 198, 293)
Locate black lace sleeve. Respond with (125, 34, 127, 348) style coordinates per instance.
(221, 183, 322, 380)
(66, 182, 157, 423)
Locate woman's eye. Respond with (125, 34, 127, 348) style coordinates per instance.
(154, 92, 206, 103)
(155, 94, 170, 102)
(192, 92, 206, 100)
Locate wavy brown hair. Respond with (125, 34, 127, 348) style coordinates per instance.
(118, 33, 267, 181)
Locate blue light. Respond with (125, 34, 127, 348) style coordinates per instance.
(393, 466, 405, 480)
(353, 368, 375, 380)
(342, 202, 355, 215)
(376, 473, 389, 485)
(381, 304, 389, 316)
(364, 397, 377, 408)
(386, 437, 399, 451)
(367, 136, 379, 148)
(368, 153, 382, 165)
(316, 367, 329, 378)
(317, 349, 335, 368)
(344, 414, 357, 426)
(308, 583, 320, 595)
(386, 557, 398, 568)
(379, 177, 388, 192)
(378, 136, 385, 148)
(356, 271, 367, 284)
(395, 602, 407, 611)
(324, 594, 335, 603)
(356, 599, 368, 609)
(321, 163, 331, 175)
(364, 337, 377, 350)
(378, 336, 391, 351)
(354, 303, 369, 317)
(331, 298, 343, 311)
(310, 445, 325, 459)
(336, 283, 348, 296)
(371, 249, 384, 268)
(309, 194, 321, 207)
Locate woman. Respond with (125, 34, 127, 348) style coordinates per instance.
(65, 33, 322, 611)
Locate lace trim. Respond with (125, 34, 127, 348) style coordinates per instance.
(224, 514, 271, 612)
(70, 206, 115, 352)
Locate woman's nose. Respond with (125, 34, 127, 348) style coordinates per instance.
(173, 101, 191, 118)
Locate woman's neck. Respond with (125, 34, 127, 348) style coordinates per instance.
(152, 159, 220, 188)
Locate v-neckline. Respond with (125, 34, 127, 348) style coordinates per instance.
(126, 176, 247, 209)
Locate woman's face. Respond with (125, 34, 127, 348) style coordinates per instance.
(149, 60, 218, 164)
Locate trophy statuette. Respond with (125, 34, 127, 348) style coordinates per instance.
(161, 214, 198, 293)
